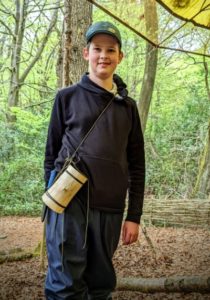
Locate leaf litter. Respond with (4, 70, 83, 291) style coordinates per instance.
(0, 217, 209, 299)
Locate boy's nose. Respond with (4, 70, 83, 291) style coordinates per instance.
(100, 51, 108, 58)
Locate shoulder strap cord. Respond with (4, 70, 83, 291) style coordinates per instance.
(69, 95, 115, 163)
(56, 95, 115, 181)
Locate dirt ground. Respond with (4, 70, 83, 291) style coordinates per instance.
(0, 216, 210, 300)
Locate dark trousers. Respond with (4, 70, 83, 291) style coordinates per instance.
(45, 198, 123, 300)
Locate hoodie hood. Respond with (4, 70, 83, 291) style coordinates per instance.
(77, 73, 128, 100)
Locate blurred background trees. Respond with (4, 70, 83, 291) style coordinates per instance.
(0, 0, 209, 215)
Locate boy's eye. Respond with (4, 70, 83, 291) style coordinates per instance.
(108, 48, 116, 52)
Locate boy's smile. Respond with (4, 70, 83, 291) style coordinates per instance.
(83, 34, 123, 88)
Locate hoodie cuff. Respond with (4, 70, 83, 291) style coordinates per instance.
(125, 213, 141, 224)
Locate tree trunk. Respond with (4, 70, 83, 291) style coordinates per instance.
(191, 55, 210, 198)
(7, 0, 59, 112)
(192, 121, 210, 198)
(117, 275, 210, 293)
(8, 0, 26, 108)
(56, 33, 64, 88)
(138, 0, 158, 133)
(62, 0, 92, 87)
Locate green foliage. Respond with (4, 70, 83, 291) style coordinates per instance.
(0, 108, 50, 216)
(145, 54, 210, 197)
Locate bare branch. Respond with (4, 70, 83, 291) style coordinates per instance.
(23, 98, 54, 109)
(0, 19, 15, 37)
(0, 30, 12, 36)
(19, 0, 60, 83)
(0, 0, 13, 16)
(29, 5, 64, 14)
(203, 56, 210, 101)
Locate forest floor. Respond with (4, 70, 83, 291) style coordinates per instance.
(0, 216, 210, 300)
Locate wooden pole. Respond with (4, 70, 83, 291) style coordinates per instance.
(117, 275, 210, 293)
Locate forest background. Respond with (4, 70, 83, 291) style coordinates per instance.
(0, 0, 209, 217)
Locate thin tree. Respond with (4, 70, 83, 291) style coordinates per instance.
(5, 0, 60, 111)
(192, 51, 210, 198)
(138, 0, 158, 133)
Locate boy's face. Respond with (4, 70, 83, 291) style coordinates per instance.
(83, 34, 123, 81)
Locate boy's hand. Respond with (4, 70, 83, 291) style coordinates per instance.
(122, 221, 140, 245)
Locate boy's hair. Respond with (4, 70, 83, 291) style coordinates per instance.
(85, 21, 122, 48)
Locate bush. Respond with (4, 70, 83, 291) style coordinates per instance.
(0, 107, 50, 216)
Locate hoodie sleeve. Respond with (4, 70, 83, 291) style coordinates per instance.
(44, 91, 65, 186)
(126, 100, 145, 224)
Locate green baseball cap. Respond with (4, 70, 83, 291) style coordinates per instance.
(85, 21, 122, 47)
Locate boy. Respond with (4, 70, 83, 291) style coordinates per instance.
(44, 21, 145, 300)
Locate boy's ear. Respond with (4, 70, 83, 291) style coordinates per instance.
(118, 51, 124, 64)
(83, 47, 89, 61)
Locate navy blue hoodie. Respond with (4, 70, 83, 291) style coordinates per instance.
(44, 74, 145, 223)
